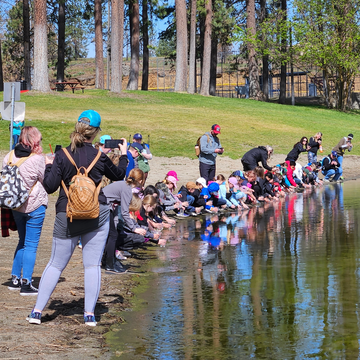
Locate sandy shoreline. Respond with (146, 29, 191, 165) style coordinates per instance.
(147, 153, 360, 187)
(1, 152, 359, 359)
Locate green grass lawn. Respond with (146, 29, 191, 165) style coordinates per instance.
(0, 89, 359, 158)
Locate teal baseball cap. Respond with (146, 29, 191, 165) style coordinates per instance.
(78, 110, 102, 130)
(100, 135, 112, 144)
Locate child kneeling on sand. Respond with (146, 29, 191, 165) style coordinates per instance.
(117, 195, 160, 251)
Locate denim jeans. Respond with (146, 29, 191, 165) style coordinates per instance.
(322, 167, 342, 181)
(186, 195, 195, 212)
(12, 134, 19, 149)
(308, 152, 317, 164)
(12, 205, 46, 282)
(337, 156, 343, 177)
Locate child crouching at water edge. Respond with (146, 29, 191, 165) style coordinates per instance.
(117, 194, 157, 251)
(138, 195, 166, 247)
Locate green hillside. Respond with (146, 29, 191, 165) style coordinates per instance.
(0, 89, 359, 158)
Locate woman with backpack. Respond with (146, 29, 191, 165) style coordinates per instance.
(26, 110, 128, 327)
(4, 126, 48, 296)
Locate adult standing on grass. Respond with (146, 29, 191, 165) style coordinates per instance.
(5, 126, 48, 296)
(198, 124, 223, 183)
(332, 133, 353, 179)
(241, 146, 274, 171)
(26, 110, 128, 327)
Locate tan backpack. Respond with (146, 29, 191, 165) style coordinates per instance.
(195, 133, 210, 157)
(61, 148, 101, 222)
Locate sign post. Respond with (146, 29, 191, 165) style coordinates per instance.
(9, 83, 16, 150)
(0, 82, 24, 150)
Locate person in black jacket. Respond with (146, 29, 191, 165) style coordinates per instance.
(178, 181, 203, 215)
(322, 151, 342, 183)
(241, 146, 274, 171)
(308, 132, 322, 164)
(285, 136, 310, 162)
(27, 110, 128, 327)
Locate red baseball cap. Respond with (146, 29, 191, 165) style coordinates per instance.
(211, 124, 221, 134)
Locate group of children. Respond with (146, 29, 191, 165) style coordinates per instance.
(105, 158, 324, 270)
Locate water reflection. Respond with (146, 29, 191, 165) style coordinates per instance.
(111, 182, 360, 359)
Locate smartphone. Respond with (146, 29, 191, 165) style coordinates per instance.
(54, 145, 62, 153)
(105, 139, 124, 148)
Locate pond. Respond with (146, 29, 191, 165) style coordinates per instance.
(107, 181, 360, 359)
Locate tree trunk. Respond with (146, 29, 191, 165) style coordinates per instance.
(279, 0, 287, 104)
(95, 0, 104, 89)
(246, 0, 262, 99)
(174, 0, 187, 92)
(200, 0, 212, 96)
(127, 0, 140, 90)
(141, 0, 149, 90)
(187, 0, 196, 94)
(111, 0, 124, 93)
(57, 0, 65, 82)
(0, 40, 3, 92)
(23, 0, 31, 89)
(33, 0, 50, 91)
(260, 0, 268, 100)
(323, 69, 330, 107)
(209, 36, 217, 96)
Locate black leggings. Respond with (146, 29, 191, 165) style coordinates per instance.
(104, 210, 117, 261)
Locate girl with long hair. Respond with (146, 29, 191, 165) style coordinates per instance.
(4, 126, 48, 295)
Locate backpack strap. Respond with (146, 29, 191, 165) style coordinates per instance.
(62, 148, 78, 171)
(7, 150, 36, 167)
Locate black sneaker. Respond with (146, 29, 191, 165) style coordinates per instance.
(105, 260, 128, 274)
(8, 275, 21, 291)
(26, 310, 41, 325)
(20, 279, 38, 296)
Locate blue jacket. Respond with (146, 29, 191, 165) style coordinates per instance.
(126, 150, 135, 177)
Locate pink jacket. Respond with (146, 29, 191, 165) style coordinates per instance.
(2, 152, 48, 213)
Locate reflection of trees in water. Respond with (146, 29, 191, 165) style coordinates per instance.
(186, 185, 360, 357)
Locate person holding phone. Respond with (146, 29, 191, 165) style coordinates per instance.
(26, 110, 128, 327)
(332, 133, 354, 180)
(133, 133, 152, 184)
(95, 135, 112, 154)
(4, 126, 48, 295)
(198, 124, 223, 184)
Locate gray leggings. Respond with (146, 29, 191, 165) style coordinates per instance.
(35, 219, 109, 314)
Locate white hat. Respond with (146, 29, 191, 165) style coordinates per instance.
(196, 177, 207, 188)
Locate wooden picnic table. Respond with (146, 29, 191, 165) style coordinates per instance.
(54, 81, 84, 93)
